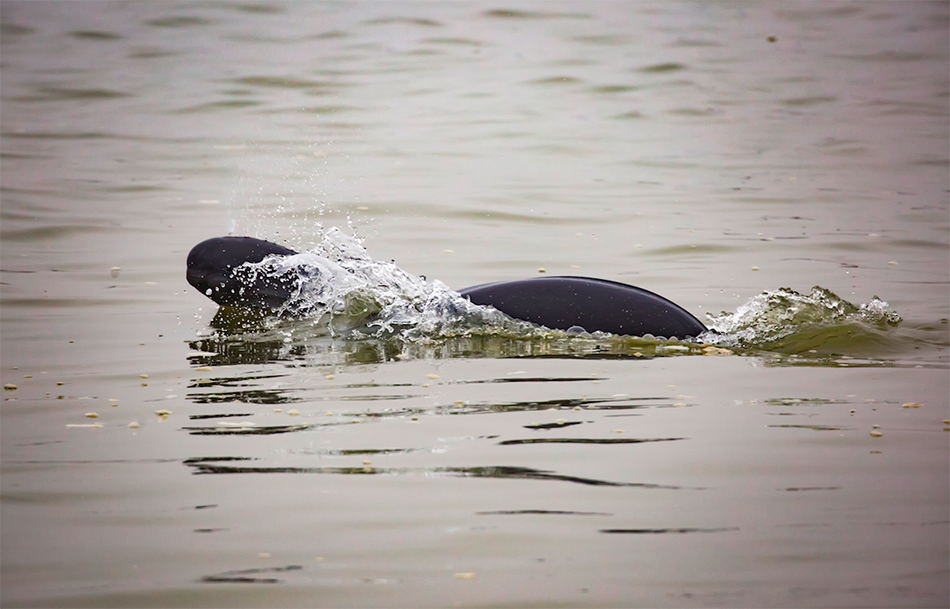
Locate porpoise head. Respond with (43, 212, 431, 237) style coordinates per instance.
(186, 236, 300, 310)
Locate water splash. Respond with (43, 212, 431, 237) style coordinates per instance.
(702, 286, 902, 354)
(198, 229, 921, 363)
(234, 227, 529, 337)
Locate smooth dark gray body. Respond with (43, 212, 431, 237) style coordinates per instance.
(459, 276, 706, 338)
(186, 236, 708, 338)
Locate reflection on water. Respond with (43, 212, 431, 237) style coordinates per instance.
(184, 370, 672, 413)
(477, 510, 612, 516)
(768, 424, 846, 431)
(191, 291, 934, 368)
(182, 423, 320, 436)
(183, 458, 693, 489)
(600, 527, 739, 534)
(497, 437, 683, 445)
(200, 565, 303, 585)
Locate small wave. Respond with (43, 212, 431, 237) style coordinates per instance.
(702, 286, 903, 354)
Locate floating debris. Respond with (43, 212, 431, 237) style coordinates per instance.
(870, 430, 883, 438)
(84, 412, 99, 418)
(426, 373, 440, 380)
(287, 409, 300, 416)
(3, 384, 16, 391)
(901, 402, 920, 408)
(128, 422, 141, 429)
(66, 423, 103, 429)
(155, 409, 172, 416)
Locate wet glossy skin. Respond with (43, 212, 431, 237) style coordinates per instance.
(186, 236, 300, 310)
(459, 276, 707, 338)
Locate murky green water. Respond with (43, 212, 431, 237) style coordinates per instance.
(2, 2, 948, 607)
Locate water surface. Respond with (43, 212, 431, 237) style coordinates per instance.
(2, 2, 948, 607)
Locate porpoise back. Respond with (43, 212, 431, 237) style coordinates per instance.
(460, 276, 706, 338)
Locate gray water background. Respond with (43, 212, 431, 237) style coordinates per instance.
(1, 2, 948, 607)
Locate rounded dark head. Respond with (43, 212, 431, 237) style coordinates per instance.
(186, 236, 299, 310)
